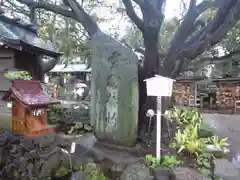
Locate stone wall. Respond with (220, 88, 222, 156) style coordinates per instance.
(0, 132, 70, 179)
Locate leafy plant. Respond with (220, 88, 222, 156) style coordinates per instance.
(4, 71, 32, 80)
(171, 129, 187, 153)
(145, 154, 161, 168)
(84, 165, 108, 180)
(196, 153, 214, 177)
(54, 166, 69, 177)
(161, 156, 182, 168)
(168, 107, 202, 125)
(72, 122, 93, 134)
(171, 124, 205, 156)
(170, 108, 229, 178)
(47, 104, 66, 124)
(144, 154, 181, 169)
(206, 136, 229, 154)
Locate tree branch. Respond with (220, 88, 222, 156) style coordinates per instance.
(189, 0, 197, 9)
(64, 0, 99, 36)
(164, 0, 200, 76)
(185, 49, 240, 71)
(16, 0, 99, 37)
(165, 0, 240, 77)
(16, 0, 77, 19)
(179, 0, 240, 61)
(132, 0, 144, 8)
(122, 0, 144, 32)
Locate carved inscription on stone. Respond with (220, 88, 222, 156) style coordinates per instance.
(105, 73, 119, 132)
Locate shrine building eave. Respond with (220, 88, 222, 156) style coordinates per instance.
(0, 15, 62, 58)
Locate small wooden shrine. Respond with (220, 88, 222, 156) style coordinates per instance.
(2, 80, 60, 136)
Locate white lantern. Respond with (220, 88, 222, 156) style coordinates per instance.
(144, 75, 175, 97)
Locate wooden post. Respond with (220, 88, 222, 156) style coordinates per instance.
(194, 82, 197, 107)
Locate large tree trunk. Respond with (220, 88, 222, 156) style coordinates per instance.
(138, 31, 160, 139)
(138, 29, 177, 143)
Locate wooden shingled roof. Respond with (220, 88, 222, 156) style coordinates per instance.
(2, 80, 60, 108)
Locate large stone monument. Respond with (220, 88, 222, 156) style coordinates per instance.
(91, 32, 138, 146)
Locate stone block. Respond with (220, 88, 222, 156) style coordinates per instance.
(152, 167, 176, 180)
(120, 163, 153, 180)
(91, 31, 138, 146)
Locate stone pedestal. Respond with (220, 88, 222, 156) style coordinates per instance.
(91, 31, 138, 146)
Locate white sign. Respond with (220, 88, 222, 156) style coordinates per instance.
(70, 142, 76, 154)
(7, 102, 12, 108)
(144, 75, 175, 159)
(144, 75, 175, 97)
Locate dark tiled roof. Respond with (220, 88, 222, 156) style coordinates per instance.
(176, 76, 205, 82)
(2, 80, 60, 108)
(0, 15, 61, 57)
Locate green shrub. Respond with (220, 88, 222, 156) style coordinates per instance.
(144, 154, 181, 169)
(167, 107, 202, 125)
(47, 104, 66, 124)
(4, 71, 32, 80)
(170, 108, 230, 178)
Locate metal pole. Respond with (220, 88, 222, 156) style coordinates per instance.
(156, 96, 162, 159)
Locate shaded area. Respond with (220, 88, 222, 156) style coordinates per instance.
(0, 132, 71, 179)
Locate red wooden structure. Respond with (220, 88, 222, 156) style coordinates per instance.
(2, 80, 60, 136)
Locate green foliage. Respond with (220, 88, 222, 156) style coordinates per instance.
(47, 104, 66, 124)
(123, 18, 178, 52)
(54, 166, 69, 177)
(54, 164, 108, 179)
(206, 136, 229, 154)
(145, 154, 160, 168)
(170, 108, 230, 178)
(144, 154, 181, 169)
(167, 107, 214, 138)
(167, 107, 202, 125)
(4, 71, 32, 81)
(84, 165, 108, 180)
(72, 123, 93, 134)
(171, 124, 205, 156)
(196, 153, 213, 177)
(37, 13, 91, 65)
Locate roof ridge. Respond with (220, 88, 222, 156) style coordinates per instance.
(0, 14, 37, 34)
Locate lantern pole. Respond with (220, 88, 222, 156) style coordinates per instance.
(156, 96, 162, 159)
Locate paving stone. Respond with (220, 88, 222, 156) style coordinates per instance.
(120, 163, 153, 180)
(214, 159, 239, 179)
(173, 167, 211, 180)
